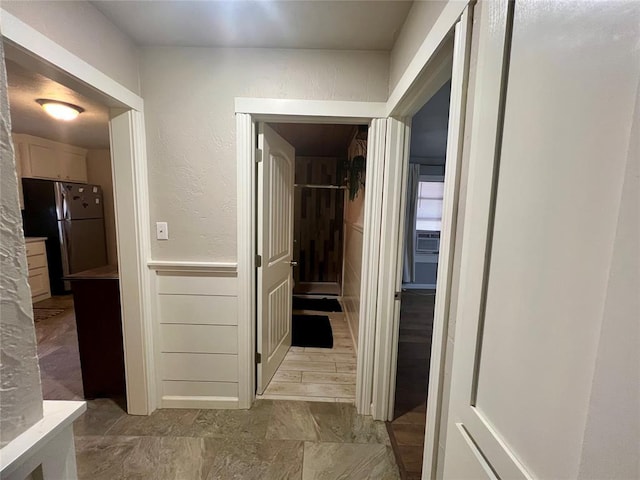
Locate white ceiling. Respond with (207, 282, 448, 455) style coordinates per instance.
(6, 60, 110, 149)
(92, 0, 413, 50)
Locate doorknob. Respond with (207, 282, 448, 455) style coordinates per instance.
(290, 261, 298, 267)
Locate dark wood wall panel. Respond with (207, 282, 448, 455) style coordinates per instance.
(293, 157, 345, 287)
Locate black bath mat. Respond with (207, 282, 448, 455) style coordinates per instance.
(292, 296, 342, 312)
(292, 315, 334, 349)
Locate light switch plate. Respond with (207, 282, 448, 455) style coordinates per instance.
(156, 222, 169, 240)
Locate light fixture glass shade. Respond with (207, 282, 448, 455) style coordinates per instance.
(36, 99, 84, 121)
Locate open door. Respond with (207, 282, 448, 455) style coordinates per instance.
(256, 123, 296, 394)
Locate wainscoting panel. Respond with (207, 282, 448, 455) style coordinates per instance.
(150, 264, 240, 409)
(159, 295, 238, 325)
(157, 274, 237, 296)
(160, 324, 238, 354)
(161, 353, 238, 382)
(162, 380, 239, 398)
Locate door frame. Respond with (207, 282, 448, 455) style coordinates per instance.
(370, 4, 474, 479)
(2, 11, 156, 414)
(235, 99, 386, 411)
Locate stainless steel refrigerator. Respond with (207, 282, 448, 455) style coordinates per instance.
(22, 179, 108, 294)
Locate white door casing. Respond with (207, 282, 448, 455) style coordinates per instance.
(256, 123, 295, 394)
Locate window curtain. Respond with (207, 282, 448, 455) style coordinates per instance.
(402, 164, 421, 284)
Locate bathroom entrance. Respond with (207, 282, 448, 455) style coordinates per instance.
(255, 122, 368, 403)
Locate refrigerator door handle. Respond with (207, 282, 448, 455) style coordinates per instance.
(55, 182, 67, 221)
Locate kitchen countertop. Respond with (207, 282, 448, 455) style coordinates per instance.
(64, 265, 119, 280)
(24, 237, 48, 244)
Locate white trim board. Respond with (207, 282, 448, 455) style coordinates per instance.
(148, 261, 238, 275)
(1, 10, 143, 111)
(235, 98, 386, 123)
(161, 396, 239, 410)
(386, 0, 471, 117)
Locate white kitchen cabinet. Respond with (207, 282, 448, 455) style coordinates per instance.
(13, 133, 88, 183)
(25, 238, 51, 303)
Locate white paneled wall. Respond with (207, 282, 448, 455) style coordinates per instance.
(151, 266, 240, 409)
(343, 222, 364, 349)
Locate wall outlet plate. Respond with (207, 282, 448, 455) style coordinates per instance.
(156, 222, 168, 240)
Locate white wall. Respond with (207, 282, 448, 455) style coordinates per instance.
(86, 149, 118, 265)
(0, 41, 43, 446)
(140, 47, 388, 262)
(2, 0, 140, 94)
(388, 0, 448, 94)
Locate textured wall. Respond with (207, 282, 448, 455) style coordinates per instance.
(87, 149, 118, 265)
(388, 0, 448, 94)
(0, 42, 43, 447)
(1, 0, 140, 94)
(140, 47, 388, 262)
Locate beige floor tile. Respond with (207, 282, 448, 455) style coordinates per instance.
(286, 352, 356, 363)
(258, 394, 337, 403)
(273, 370, 302, 383)
(279, 360, 337, 372)
(264, 382, 355, 398)
(336, 363, 357, 373)
(304, 345, 353, 354)
(302, 372, 356, 385)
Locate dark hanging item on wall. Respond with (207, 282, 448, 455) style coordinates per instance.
(343, 154, 366, 201)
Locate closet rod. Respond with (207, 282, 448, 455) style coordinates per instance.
(294, 184, 347, 190)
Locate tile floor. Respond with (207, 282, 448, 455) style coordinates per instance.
(259, 308, 357, 403)
(74, 398, 400, 479)
(33, 295, 85, 401)
(33, 295, 397, 478)
(387, 289, 435, 480)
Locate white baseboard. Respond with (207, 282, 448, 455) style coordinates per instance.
(160, 396, 240, 410)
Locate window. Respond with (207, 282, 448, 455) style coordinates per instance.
(416, 180, 444, 231)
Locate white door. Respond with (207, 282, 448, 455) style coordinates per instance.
(256, 123, 295, 394)
(442, 0, 639, 478)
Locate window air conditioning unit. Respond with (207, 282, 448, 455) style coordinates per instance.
(416, 232, 440, 254)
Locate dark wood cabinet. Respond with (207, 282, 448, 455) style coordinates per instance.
(66, 265, 126, 400)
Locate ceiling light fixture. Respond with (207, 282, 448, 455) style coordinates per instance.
(36, 99, 84, 121)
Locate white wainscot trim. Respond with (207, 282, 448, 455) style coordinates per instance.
(148, 260, 238, 275)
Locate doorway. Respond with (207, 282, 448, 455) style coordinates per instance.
(387, 81, 452, 479)
(6, 57, 126, 408)
(2, 26, 154, 414)
(255, 122, 368, 403)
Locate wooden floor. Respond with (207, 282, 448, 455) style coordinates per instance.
(259, 307, 357, 403)
(32, 295, 85, 401)
(387, 289, 435, 480)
